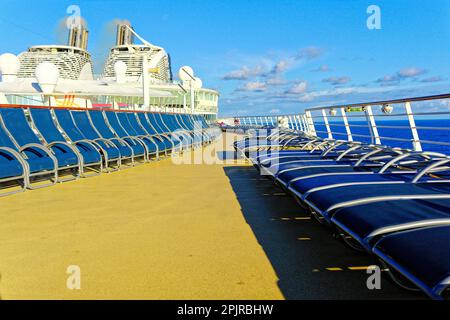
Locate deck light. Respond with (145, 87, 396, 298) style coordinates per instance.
(381, 104, 393, 114)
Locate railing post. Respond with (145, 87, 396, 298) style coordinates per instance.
(288, 115, 293, 130)
(405, 101, 422, 151)
(321, 109, 333, 139)
(298, 115, 304, 132)
(293, 115, 300, 131)
(340, 107, 353, 142)
(301, 115, 308, 133)
(305, 111, 316, 136)
(365, 105, 381, 145)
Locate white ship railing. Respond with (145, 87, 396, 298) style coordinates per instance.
(224, 93, 450, 153)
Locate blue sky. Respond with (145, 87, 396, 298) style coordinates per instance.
(0, 0, 449, 116)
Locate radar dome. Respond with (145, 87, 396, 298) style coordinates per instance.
(35, 62, 60, 94)
(192, 77, 203, 89)
(0, 53, 20, 82)
(178, 66, 194, 81)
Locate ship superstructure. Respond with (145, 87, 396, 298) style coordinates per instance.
(17, 24, 93, 80)
(0, 20, 219, 120)
(102, 23, 171, 83)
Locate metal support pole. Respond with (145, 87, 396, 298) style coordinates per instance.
(365, 105, 381, 145)
(340, 107, 353, 142)
(321, 109, 333, 139)
(405, 101, 422, 151)
(305, 111, 316, 136)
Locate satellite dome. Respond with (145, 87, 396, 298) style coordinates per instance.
(192, 77, 203, 89)
(0, 53, 20, 82)
(178, 66, 194, 81)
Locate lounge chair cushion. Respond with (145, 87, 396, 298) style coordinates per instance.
(374, 225, 450, 298)
(0, 159, 23, 178)
(304, 182, 450, 217)
(332, 199, 450, 247)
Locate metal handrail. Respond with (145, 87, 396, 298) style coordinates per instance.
(304, 93, 450, 112)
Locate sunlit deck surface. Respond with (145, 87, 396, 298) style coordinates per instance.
(0, 132, 422, 299)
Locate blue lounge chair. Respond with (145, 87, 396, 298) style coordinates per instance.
(183, 115, 207, 144)
(136, 113, 173, 153)
(285, 152, 447, 198)
(158, 113, 190, 150)
(176, 114, 202, 146)
(54, 109, 123, 170)
(115, 112, 158, 159)
(0, 116, 28, 195)
(373, 225, 450, 299)
(29, 108, 103, 177)
(255, 140, 356, 166)
(102, 111, 147, 163)
(125, 112, 168, 157)
(235, 129, 310, 152)
(194, 114, 215, 144)
(82, 110, 135, 167)
(191, 115, 213, 142)
(303, 178, 450, 223)
(0, 108, 60, 188)
(331, 197, 450, 251)
(265, 146, 401, 184)
(146, 113, 182, 152)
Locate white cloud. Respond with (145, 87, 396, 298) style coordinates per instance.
(237, 81, 267, 92)
(322, 76, 351, 85)
(269, 108, 281, 114)
(312, 64, 331, 72)
(223, 66, 266, 80)
(397, 67, 426, 78)
(420, 76, 445, 83)
(286, 81, 308, 94)
(296, 46, 323, 60)
(272, 59, 290, 74)
(222, 46, 324, 82)
(376, 74, 400, 85)
(377, 67, 427, 85)
(266, 76, 287, 86)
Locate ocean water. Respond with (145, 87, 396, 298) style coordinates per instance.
(308, 119, 450, 154)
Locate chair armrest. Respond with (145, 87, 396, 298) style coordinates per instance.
(412, 158, 450, 183)
(47, 141, 82, 164)
(19, 143, 58, 168)
(93, 137, 120, 148)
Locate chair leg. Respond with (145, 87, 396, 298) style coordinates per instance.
(0, 175, 27, 197)
(27, 170, 58, 190)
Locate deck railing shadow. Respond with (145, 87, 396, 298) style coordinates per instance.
(222, 166, 423, 300)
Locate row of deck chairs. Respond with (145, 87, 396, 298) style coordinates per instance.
(0, 106, 220, 196)
(235, 128, 450, 300)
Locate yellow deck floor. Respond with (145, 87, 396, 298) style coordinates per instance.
(0, 133, 284, 299)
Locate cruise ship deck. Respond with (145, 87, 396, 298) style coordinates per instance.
(0, 132, 422, 300)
